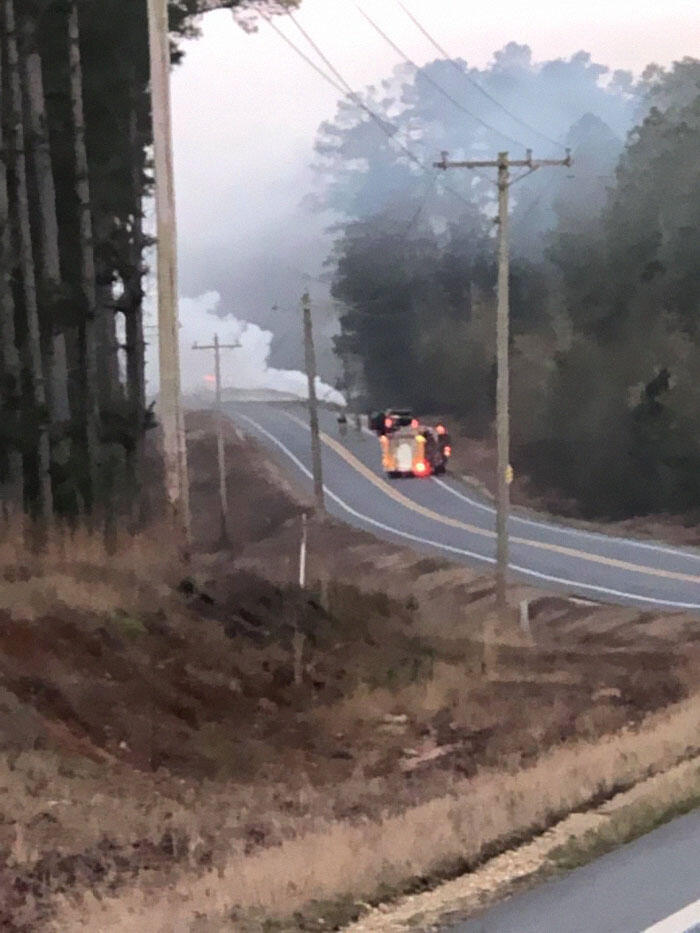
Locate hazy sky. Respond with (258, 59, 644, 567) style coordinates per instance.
(163, 0, 697, 394)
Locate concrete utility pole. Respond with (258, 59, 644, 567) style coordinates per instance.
(193, 334, 241, 546)
(436, 148, 571, 611)
(301, 291, 325, 513)
(147, 0, 191, 551)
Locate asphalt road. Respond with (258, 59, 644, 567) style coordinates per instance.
(228, 402, 700, 611)
(444, 809, 700, 933)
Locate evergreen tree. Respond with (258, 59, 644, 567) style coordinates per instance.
(0, 0, 299, 532)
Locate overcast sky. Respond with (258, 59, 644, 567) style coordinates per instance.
(160, 0, 697, 396)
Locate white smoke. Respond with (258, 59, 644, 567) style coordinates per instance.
(145, 291, 346, 406)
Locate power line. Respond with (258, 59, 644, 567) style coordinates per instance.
(283, 9, 431, 173)
(262, 9, 476, 207)
(396, 0, 565, 152)
(400, 181, 433, 237)
(284, 263, 333, 287)
(286, 11, 380, 114)
(512, 190, 546, 228)
(354, 4, 527, 152)
(509, 166, 542, 187)
(258, 10, 348, 96)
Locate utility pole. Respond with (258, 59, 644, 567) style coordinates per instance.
(147, 0, 191, 552)
(302, 291, 325, 513)
(193, 334, 241, 546)
(435, 148, 571, 611)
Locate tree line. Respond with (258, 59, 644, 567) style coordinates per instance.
(0, 0, 294, 541)
(322, 53, 700, 519)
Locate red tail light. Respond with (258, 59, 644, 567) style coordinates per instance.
(444, 445, 452, 457)
(436, 424, 446, 435)
(411, 418, 419, 429)
(414, 461, 428, 474)
(385, 417, 394, 429)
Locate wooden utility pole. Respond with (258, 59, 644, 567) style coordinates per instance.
(436, 149, 571, 611)
(302, 291, 325, 513)
(494, 152, 511, 612)
(147, 0, 191, 550)
(193, 334, 241, 546)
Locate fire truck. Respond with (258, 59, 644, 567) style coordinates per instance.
(369, 409, 452, 478)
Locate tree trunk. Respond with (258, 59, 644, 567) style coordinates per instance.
(98, 280, 121, 407)
(91, 210, 122, 413)
(124, 101, 147, 524)
(0, 17, 24, 514)
(68, 1, 100, 511)
(4, 0, 53, 523)
(21, 15, 72, 489)
(93, 221, 120, 413)
(95, 267, 122, 549)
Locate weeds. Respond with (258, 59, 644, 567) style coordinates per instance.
(110, 611, 146, 639)
(51, 696, 700, 930)
(549, 763, 700, 870)
(0, 467, 698, 931)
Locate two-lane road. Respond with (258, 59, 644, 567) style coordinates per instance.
(228, 402, 700, 611)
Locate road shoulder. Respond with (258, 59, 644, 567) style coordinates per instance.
(343, 755, 700, 932)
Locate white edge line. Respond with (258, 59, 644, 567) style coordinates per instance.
(356, 419, 700, 564)
(432, 477, 700, 563)
(238, 413, 700, 611)
(642, 898, 700, 932)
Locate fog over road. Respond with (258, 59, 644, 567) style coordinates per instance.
(229, 402, 700, 611)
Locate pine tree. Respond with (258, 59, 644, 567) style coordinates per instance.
(20, 8, 72, 500)
(0, 0, 300, 531)
(67, 0, 100, 511)
(0, 8, 23, 514)
(4, 0, 53, 523)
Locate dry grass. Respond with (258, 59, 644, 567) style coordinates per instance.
(0, 517, 181, 587)
(0, 532, 696, 931)
(1, 417, 699, 930)
(346, 754, 700, 932)
(52, 694, 700, 931)
(549, 758, 700, 870)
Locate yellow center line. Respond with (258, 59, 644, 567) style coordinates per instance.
(284, 412, 700, 587)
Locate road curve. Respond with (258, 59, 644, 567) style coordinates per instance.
(444, 809, 700, 932)
(227, 402, 700, 611)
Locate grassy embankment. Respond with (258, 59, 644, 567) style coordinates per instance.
(0, 413, 698, 930)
